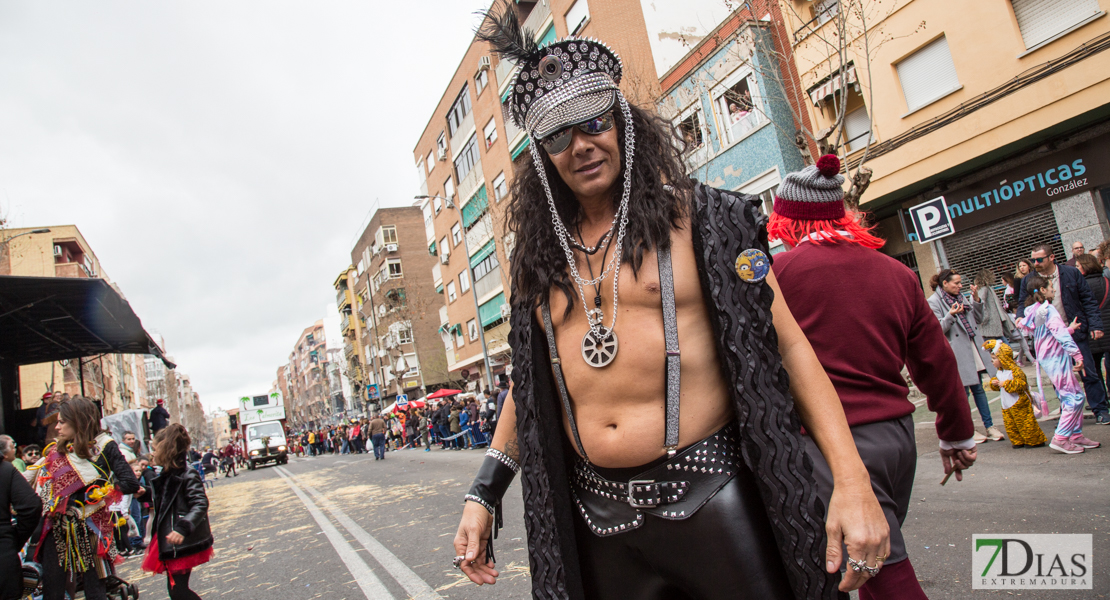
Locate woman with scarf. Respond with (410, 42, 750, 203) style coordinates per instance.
(928, 269, 1004, 443)
(142, 424, 213, 599)
(31, 396, 140, 600)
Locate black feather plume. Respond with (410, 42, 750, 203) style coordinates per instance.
(475, 1, 541, 64)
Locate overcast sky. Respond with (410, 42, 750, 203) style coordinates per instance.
(0, 1, 490, 411)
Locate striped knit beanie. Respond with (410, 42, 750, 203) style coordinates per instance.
(773, 154, 845, 220)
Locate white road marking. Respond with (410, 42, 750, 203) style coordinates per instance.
(274, 467, 394, 599)
(277, 466, 444, 600)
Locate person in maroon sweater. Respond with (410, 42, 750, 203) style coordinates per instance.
(768, 155, 977, 600)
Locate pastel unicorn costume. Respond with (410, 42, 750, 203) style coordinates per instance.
(1016, 301, 1088, 444)
(982, 340, 1047, 448)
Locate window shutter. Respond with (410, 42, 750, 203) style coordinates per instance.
(843, 107, 872, 152)
(896, 36, 960, 112)
(566, 0, 590, 35)
(1011, 0, 1100, 49)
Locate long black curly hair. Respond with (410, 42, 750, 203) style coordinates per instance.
(506, 101, 693, 316)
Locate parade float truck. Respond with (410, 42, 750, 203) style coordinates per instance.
(239, 392, 289, 470)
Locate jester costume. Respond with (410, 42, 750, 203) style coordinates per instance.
(31, 433, 140, 593)
(983, 340, 1048, 448)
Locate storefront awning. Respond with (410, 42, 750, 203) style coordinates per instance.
(808, 64, 857, 106)
(0, 275, 173, 367)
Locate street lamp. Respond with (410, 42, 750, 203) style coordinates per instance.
(1, 228, 51, 245)
(416, 194, 495, 392)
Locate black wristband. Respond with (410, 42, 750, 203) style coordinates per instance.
(465, 451, 518, 514)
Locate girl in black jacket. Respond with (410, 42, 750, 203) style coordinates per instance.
(141, 424, 213, 600)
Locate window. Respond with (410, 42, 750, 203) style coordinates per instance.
(454, 325, 465, 348)
(445, 177, 455, 200)
(437, 133, 447, 156)
(416, 158, 426, 186)
(493, 172, 507, 202)
(454, 134, 481, 181)
(380, 225, 398, 244)
(459, 269, 471, 293)
(468, 319, 479, 341)
(447, 84, 472, 137)
(447, 281, 457, 302)
(397, 326, 414, 345)
(451, 222, 462, 246)
(677, 108, 704, 153)
(440, 236, 450, 256)
(484, 118, 498, 149)
(896, 36, 960, 113)
(475, 69, 488, 95)
(814, 0, 838, 26)
(402, 352, 419, 376)
(1013, 0, 1102, 50)
(502, 98, 522, 141)
(843, 107, 873, 153)
(434, 195, 442, 213)
(386, 259, 403, 279)
(566, 0, 591, 35)
(713, 71, 762, 145)
(423, 204, 434, 229)
(473, 249, 500, 280)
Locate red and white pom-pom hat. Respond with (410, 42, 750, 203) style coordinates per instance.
(772, 155, 846, 221)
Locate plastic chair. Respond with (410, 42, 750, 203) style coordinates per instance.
(192, 461, 215, 488)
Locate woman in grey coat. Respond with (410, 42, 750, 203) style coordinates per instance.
(928, 269, 1004, 442)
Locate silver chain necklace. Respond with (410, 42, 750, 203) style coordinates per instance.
(530, 92, 636, 368)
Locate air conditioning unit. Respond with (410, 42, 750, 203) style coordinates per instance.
(500, 303, 511, 319)
(378, 305, 387, 317)
(437, 148, 447, 161)
(478, 56, 491, 71)
(385, 243, 398, 253)
(440, 253, 450, 265)
(53, 245, 63, 257)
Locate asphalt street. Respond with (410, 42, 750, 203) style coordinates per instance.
(117, 398, 1109, 599)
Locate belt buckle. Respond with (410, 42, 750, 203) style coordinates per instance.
(627, 479, 655, 508)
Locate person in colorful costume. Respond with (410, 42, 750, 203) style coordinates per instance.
(982, 340, 1048, 448)
(1016, 275, 1101, 454)
(452, 4, 889, 599)
(30, 396, 140, 600)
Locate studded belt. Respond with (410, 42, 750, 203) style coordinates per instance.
(571, 422, 741, 537)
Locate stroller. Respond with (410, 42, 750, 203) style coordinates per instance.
(21, 554, 140, 600)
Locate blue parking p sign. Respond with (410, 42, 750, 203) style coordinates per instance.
(908, 196, 955, 243)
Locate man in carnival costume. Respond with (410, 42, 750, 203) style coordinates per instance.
(768, 156, 978, 600)
(453, 5, 889, 599)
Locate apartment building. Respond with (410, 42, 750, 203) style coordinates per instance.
(653, 1, 814, 255)
(349, 207, 448, 409)
(2, 225, 152, 415)
(334, 267, 371, 411)
(785, 0, 1110, 286)
(413, 0, 658, 390)
(282, 321, 330, 427)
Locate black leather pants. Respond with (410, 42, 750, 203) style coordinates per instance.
(573, 457, 795, 600)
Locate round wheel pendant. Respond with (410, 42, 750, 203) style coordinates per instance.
(581, 327, 618, 368)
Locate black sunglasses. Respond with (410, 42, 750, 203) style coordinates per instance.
(540, 112, 616, 155)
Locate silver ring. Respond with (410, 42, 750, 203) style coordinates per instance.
(452, 555, 466, 569)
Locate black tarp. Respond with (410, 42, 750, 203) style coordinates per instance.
(0, 275, 172, 436)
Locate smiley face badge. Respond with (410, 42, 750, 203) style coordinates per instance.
(735, 248, 770, 283)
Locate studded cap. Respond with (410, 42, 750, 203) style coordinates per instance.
(508, 38, 624, 140)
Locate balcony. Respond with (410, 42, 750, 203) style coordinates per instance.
(449, 110, 475, 162)
(465, 213, 494, 257)
(484, 321, 511, 352)
(457, 156, 484, 207)
(439, 305, 449, 326)
(55, 262, 90, 279)
(474, 265, 503, 301)
(336, 289, 350, 310)
(522, 0, 552, 44)
(495, 57, 517, 95)
(432, 262, 442, 286)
